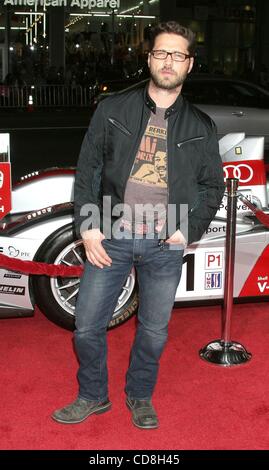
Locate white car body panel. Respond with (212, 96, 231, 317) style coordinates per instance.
(11, 175, 74, 214)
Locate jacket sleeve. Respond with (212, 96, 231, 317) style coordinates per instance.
(74, 102, 105, 237)
(187, 121, 225, 244)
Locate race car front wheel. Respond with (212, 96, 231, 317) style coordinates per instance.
(32, 224, 138, 331)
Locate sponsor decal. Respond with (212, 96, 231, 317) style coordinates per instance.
(257, 282, 269, 293)
(239, 245, 269, 297)
(0, 284, 25, 295)
(223, 163, 253, 183)
(8, 246, 19, 257)
(4, 273, 22, 279)
(223, 160, 266, 186)
(206, 225, 226, 234)
(205, 251, 223, 270)
(219, 192, 253, 212)
(205, 272, 222, 290)
(8, 246, 30, 258)
(257, 276, 269, 293)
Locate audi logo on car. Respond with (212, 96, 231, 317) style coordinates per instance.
(223, 164, 254, 183)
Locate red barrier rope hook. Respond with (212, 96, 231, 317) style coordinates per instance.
(237, 193, 269, 228)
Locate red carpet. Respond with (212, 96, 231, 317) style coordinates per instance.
(1, 303, 269, 450)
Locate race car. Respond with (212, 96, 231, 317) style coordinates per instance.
(0, 132, 268, 331)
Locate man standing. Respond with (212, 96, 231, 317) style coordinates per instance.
(52, 21, 225, 429)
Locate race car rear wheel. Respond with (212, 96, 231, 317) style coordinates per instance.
(32, 224, 138, 331)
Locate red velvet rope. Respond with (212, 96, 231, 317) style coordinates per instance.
(0, 254, 83, 277)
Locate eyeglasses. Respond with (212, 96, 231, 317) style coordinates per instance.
(150, 50, 192, 62)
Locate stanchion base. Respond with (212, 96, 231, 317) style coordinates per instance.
(199, 340, 252, 366)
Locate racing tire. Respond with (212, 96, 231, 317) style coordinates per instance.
(32, 224, 138, 331)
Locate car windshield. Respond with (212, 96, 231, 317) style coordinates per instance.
(182, 79, 269, 108)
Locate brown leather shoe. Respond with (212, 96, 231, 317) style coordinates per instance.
(126, 397, 159, 429)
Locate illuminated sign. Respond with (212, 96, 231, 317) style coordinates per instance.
(4, 0, 121, 8)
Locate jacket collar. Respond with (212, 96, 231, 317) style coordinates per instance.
(144, 82, 184, 119)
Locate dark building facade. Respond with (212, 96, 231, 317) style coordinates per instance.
(161, 0, 269, 81)
(1, 0, 269, 86)
(0, 0, 160, 83)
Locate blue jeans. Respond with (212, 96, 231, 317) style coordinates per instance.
(74, 236, 184, 401)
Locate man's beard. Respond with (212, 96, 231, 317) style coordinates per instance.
(150, 67, 189, 90)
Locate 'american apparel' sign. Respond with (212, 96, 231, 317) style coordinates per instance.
(3, 0, 120, 8)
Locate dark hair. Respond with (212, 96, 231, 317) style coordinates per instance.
(149, 21, 196, 56)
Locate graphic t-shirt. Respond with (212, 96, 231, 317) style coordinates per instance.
(122, 107, 168, 233)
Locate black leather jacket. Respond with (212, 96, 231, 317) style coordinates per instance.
(74, 81, 225, 244)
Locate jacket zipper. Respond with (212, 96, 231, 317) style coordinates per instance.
(167, 136, 204, 236)
(108, 117, 132, 136)
(176, 136, 205, 223)
(177, 136, 204, 149)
